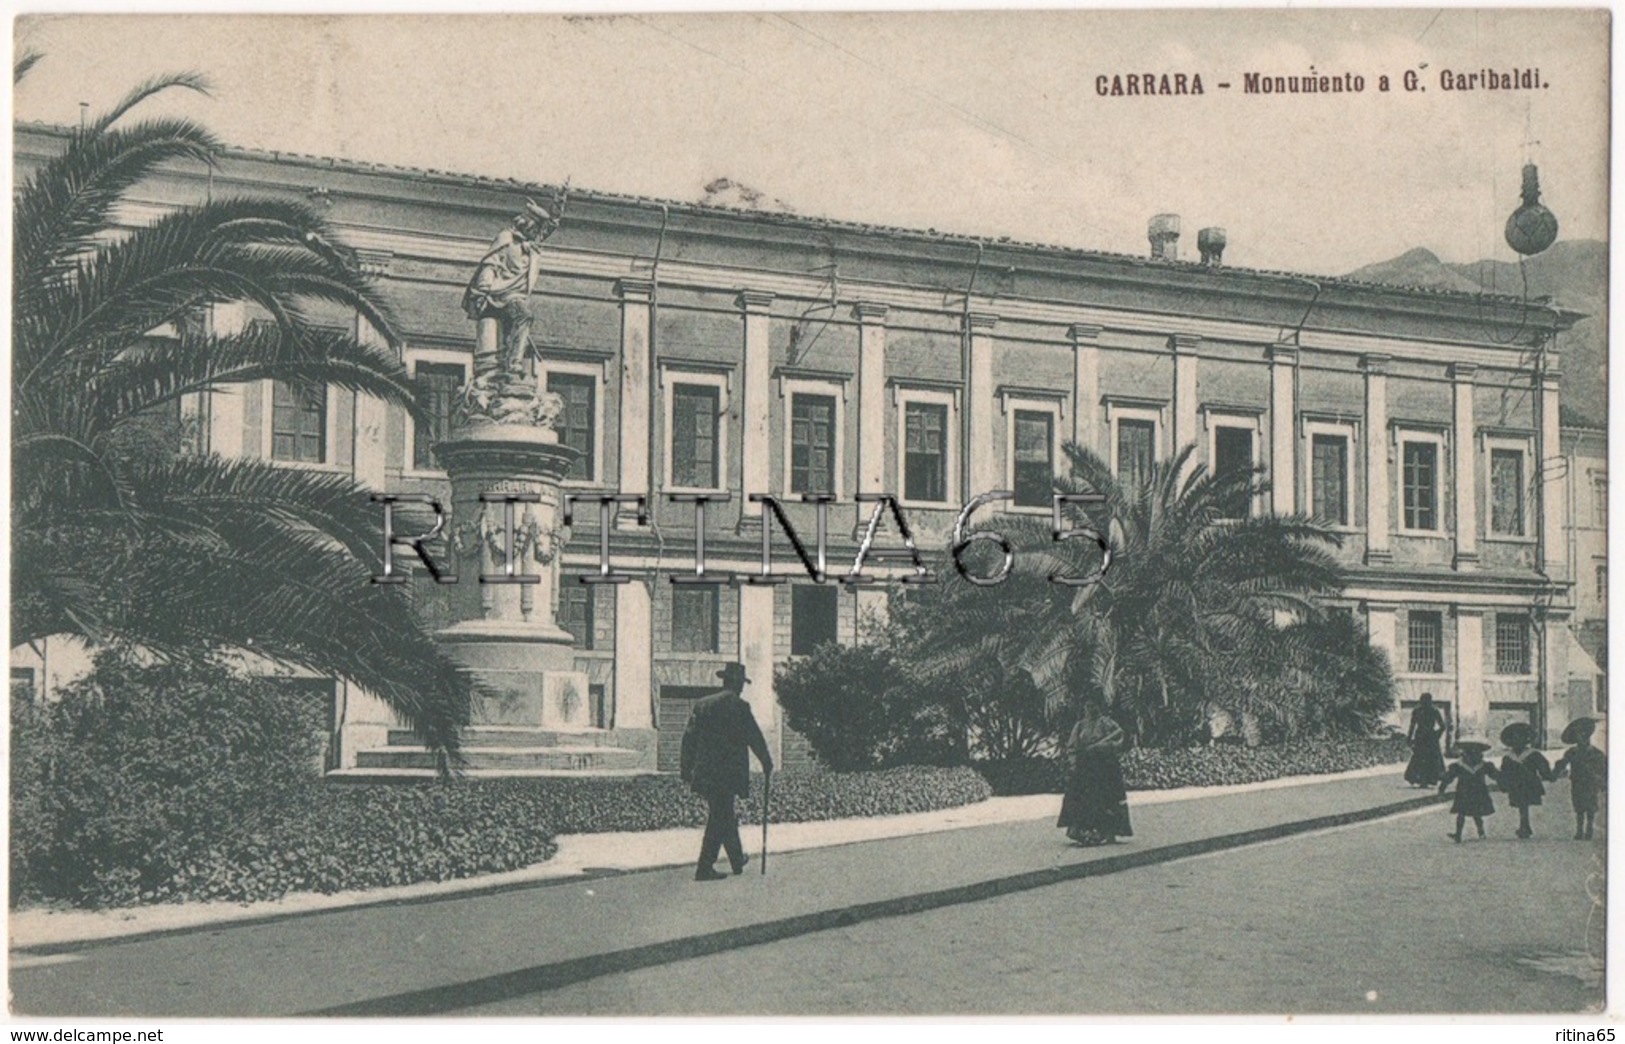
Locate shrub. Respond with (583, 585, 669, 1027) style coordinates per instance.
(14, 764, 990, 909)
(775, 642, 964, 770)
(10, 652, 328, 907)
(976, 737, 1410, 796)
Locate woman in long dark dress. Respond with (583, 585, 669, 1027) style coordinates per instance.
(1404, 693, 1448, 788)
(1057, 700, 1132, 846)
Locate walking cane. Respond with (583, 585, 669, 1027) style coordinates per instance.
(761, 771, 771, 876)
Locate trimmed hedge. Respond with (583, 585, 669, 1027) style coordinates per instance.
(976, 737, 1411, 796)
(15, 767, 991, 909)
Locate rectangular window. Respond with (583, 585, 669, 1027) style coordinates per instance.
(1598, 564, 1608, 604)
(1489, 448, 1524, 536)
(1401, 441, 1438, 531)
(10, 667, 38, 707)
(412, 363, 464, 471)
(559, 583, 595, 650)
(1012, 410, 1055, 508)
(1310, 434, 1349, 526)
(671, 383, 720, 489)
(790, 393, 837, 495)
(1213, 426, 1254, 518)
(904, 402, 948, 503)
(1117, 419, 1155, 492)
(1494, 614, 1529, 675)
(671, 584, 720, 654)
(1597, 674, 1608, 715)
(547, 372, 597, 482)
(1594, 475, 1608, 526)
(791, 585, 840, 656)
(271, 380, 326, 463)
(1407, 611, 1443, 674)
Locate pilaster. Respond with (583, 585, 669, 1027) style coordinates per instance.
(1456, 608, 1486, 738)
(206, 302, 248, 459)
(1366, 602, 1399, 667)
(1539, 368, 1565, 579)
(616, 279, 654, 525)
(613, 578, 653, 729)
(1362, 354, 1392, 563)
(738, 583, 780, 762)
(1171, 333, 1200, 468)
(1451, 363, 1478, 570)
(738, 290, 775, 519)
(854, 303, 890, 498)
(1269, 344, 1298, 515)
(966, 312, 999, 499)
(1070, 323, 1102, 455)
(352, 315, 390, 490)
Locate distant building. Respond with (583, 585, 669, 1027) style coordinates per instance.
(1562, 419, 1608, 736)
(11, 124, 1602, 769)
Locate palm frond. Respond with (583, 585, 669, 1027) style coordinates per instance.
(14, 48, 43, 84)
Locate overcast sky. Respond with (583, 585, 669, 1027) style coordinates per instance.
(13, 9, 1610, 276)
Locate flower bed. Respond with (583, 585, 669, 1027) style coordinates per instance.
(15, 766, 990, 910)
(976, 737, 1411, 796)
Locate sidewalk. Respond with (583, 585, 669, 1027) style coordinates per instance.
(10, 765, 1442, 1017)
(9, 762, 1405, 952)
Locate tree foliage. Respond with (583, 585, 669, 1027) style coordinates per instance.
(12, 72, 472, 755)
(900, 443, 1389, 748)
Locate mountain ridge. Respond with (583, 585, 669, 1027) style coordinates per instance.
(1346, 240, 1607, 428)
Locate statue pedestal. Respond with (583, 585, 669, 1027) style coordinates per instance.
(435, 421, 591, 730)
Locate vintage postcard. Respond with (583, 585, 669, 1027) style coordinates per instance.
(7, 8, 1612, 1026)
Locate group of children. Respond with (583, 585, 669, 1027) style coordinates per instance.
(1438, 716, 1606, 843)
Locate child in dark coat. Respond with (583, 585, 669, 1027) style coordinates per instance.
(1498, 721, 1554, 840)
(1553, 717, 1607, 841)
(1439, 738, 1498, 842)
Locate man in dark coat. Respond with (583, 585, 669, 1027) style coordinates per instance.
(681, 662, 774, 881)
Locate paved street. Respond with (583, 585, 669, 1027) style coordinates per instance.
(470, 804, 1604, 1016)
(9, 774, 1603, 1017)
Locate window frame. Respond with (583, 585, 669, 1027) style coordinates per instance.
(1396, 429, 1447, 535)
(670, 582, 721, 655)
(1301, 417, 1358, 530)
(263, 378, 341, 471)
(789, 583, 841, 656)
(1482, 435, 1532, 541)
(1405, 609, 1446, 676)
(402, 348, 472, 479)
(662, 368, 731, 496)
(1002, 393, 1064, 514)
(541, 358, 608, 487)
(1591, 471, 1609, 528)
(1203, 408, 1263, 520)
(893, 385, 960, 509)
(779, 377, 846, 500)
(558, 582, 596, 651)
(1106, 400, 1165, 492)
(1491, 613, 1532, 678)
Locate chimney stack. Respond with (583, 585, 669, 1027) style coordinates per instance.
(1148, 214, 1181, 261)
(1198, 227, 1227, 266)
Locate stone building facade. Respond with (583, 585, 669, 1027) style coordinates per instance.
(11, 125, 1601, 769)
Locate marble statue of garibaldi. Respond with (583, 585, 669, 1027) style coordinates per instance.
(462, 199, 559, 379)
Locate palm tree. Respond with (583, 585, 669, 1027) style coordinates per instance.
(13, 70, 471, 757)
(902, 444, 1349, 747)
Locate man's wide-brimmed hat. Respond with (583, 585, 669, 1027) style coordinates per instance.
(1454, 737, 1492, 753)
(1499, 722, 1537, 749)
(1562, 717, 1599, 744)
(717, 662, 752, 687)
